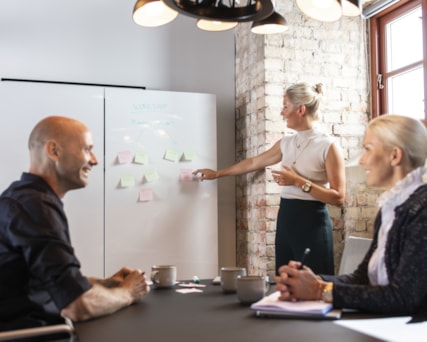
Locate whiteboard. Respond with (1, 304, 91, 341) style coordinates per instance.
(0, 81, 218, 280)
(0, 81, 105, 277)
(104, 88, 218, 279)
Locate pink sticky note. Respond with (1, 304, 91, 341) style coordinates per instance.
(180, 169, 194, 182)
(117, 151, 132, 164)
(139, 188, 154, 202)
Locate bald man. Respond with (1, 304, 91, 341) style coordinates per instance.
(0, 116, 150, 331)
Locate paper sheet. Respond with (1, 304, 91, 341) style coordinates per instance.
(334, 316, 427, 342)
(176, 288, 204, 294)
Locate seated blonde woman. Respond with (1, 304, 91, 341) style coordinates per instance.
(275, 114, 427, 315)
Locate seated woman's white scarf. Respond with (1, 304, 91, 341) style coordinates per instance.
(368, 166, 426, 286)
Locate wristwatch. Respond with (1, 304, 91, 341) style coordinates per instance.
(301, 180, 312, 193)
(322, 282, 334, 303)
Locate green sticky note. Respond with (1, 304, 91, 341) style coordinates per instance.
(183, 150, 197, 161)
(164, 148, 180, 162)
(144, 169, 160, 182)
(120, 175, 135, 187)
(134, 151, 148, 164)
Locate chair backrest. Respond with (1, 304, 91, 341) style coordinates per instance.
(338, 236, 373, 275)
(0, 318, 75, 341)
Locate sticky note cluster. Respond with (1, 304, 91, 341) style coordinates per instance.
(115, 148, 199, 203)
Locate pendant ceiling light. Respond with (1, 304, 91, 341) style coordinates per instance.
(197, 19, 238, 31)
(133, 0, 289, 33)
(341, 0, 361, 17)
(162, 0, 274, 22)
(133, 0, 178, 27)
(251, 11, 288, 34)
(296, 0, 361, 22)
(296, 0, 341, 22)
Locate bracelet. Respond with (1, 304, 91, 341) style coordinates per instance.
(321, 282, 334, 303)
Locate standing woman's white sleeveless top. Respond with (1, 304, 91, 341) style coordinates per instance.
(280, 128, 334, 200)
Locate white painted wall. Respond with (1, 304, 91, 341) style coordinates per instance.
(0, 0, 236, 275)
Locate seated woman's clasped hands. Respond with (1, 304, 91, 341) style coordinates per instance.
(275, 114, 427, 315)
(275, 261, 328, 302)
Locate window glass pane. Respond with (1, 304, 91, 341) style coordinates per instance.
(387, 66, 424, 120)
(386, 6, 422, 72)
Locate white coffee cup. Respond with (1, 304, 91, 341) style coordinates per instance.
(220, 267, 247, 293)
(236, 275, 270, 304)
(150, 265, 177, 288)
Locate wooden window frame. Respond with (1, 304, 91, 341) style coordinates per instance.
(369, 0, 427, 123)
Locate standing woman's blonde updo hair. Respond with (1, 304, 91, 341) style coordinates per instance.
(285, 82, 324, 120)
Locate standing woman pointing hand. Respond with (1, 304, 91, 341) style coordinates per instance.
(193, 82, 345, 275)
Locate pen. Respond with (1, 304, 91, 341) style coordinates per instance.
(299, 248, 311, 269)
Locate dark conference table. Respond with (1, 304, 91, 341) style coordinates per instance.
(74, 280, 383, 342)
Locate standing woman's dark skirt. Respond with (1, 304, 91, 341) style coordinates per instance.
(275, 198, 334, 275)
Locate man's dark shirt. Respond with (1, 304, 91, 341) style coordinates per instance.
(0, 173, 91, 330)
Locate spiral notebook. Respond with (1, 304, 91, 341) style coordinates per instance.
(251, 291, 341, 320)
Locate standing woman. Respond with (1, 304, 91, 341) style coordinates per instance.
(193, 82, 345, 275)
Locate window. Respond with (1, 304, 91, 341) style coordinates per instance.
(369, 0, 427, 122)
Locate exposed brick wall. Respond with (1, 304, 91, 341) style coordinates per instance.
(235, 1, 379, 277)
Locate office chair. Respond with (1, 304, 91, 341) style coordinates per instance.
(0, 317, 75, 341)
(338, 236, 373, 275)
